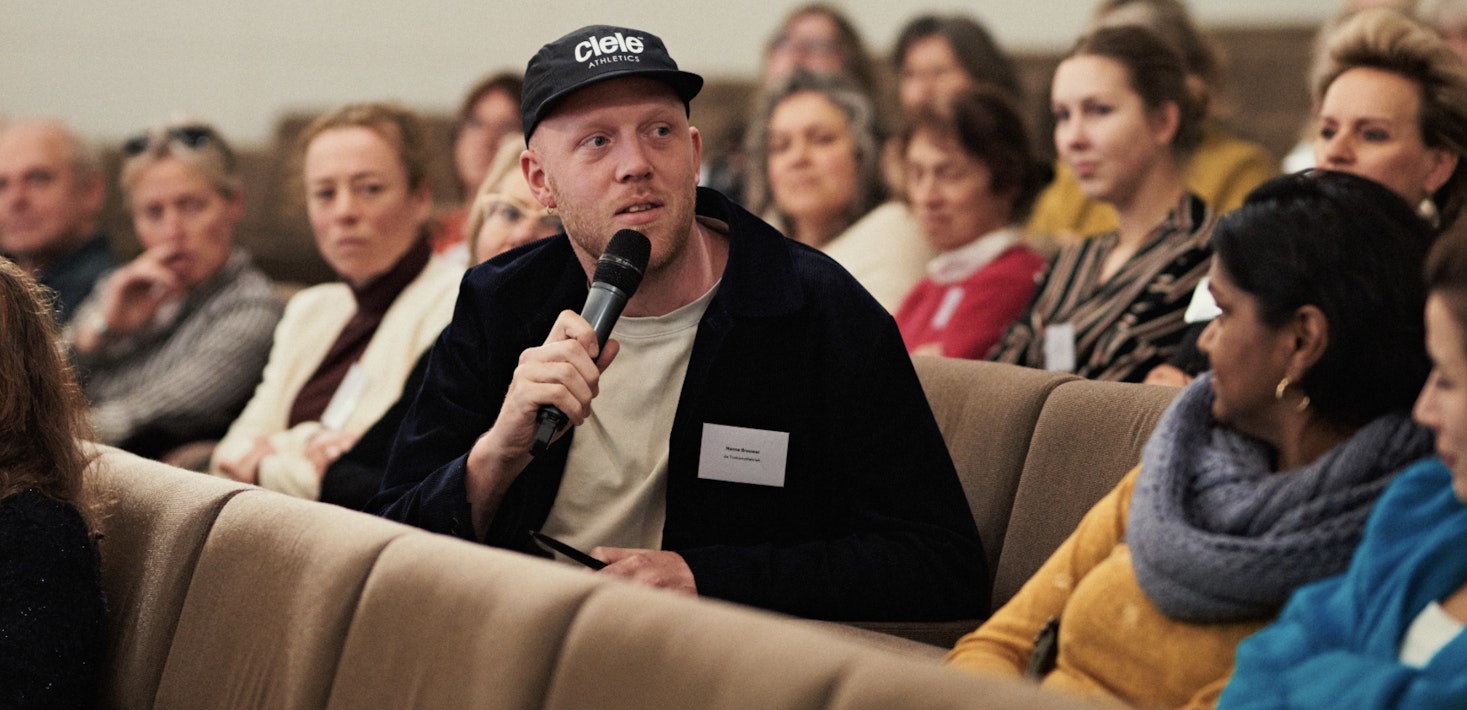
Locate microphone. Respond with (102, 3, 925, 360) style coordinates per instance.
(531, 229, 652, 456)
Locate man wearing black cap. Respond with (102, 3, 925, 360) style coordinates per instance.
(371, 24, 987, 622)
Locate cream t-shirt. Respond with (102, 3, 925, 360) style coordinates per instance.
(538, 281, 720, 557)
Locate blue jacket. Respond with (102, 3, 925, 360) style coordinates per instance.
(370, 188, 988, 621)
(1219, 457, 1467, 709)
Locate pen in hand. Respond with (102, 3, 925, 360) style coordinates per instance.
(528, 529, 608, 570)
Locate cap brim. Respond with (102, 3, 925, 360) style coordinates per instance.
(529, 69, 704, 138)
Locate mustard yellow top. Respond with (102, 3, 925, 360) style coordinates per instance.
(1027, 126, 1276, 244)
(947, 466, 1265, 709)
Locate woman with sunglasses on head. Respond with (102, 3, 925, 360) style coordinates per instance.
(321, 134, 561, 509)
(952, 170, 1437, 709)
(211, 103, 459, 500)
(67, 120, 281, 460)
(0, 258, 106, 708)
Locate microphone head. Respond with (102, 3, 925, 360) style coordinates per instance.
(593, 229, 652, 296)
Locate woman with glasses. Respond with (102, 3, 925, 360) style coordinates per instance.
(462, 132, 563, 260)
(320, 133, 560, 509)
(435, 72, 523, 264)
(211, 103, 460, 500)
(67, 120, 282, 460)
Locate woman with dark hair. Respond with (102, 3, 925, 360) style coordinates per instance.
(988, 25, 1215, 382)
(894, 87, 1048, 358)
(0, 258, 106, 707)
(1218, 218, 1467, 709)
(892, 13, 1024, 118)
(1027, 0, 1276, 242)
(760, 3, 878, 96)
(951, 171, 1437, 708)
(745, 70, 886, 250)
(211, 103, 460, 499)
(437, 71, 524, 262)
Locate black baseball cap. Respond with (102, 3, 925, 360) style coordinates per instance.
(521, 24, 704, 141)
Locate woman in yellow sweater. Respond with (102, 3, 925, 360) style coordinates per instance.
(949, 171, 1437, 708)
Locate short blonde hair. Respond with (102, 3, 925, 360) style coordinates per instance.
(1315, 8, 1467, 225)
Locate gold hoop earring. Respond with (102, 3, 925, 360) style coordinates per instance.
(1276, 377, 1310, 412)
(546, 205, 557, 215)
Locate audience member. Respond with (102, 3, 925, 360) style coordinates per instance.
(828, 11, 1032, 314)
(370, 24, 987, 622)
(703, 3, 879, 206)
(989, 26, 1215, 382)
(894, 88, 1048, 359)
(320, 133, 560, 510)
(885, 13, 1027, 193)
(460, 132, 562, 259)
(1147, 7, 1467, 387)
(1026, 0, 1276, 243)
(211, 103, 459, 500)
(1314, 7, 1467, 228)
(1218, 205, 1467, 710)
(892, 13, 1024, 122)
(0, 120, 117, 324)
(437, 72, 524, 262)
(1281, 0, 1425, 172)
(743, 71, 920, 309)
(951, 171, 1437, 708)
(759, 3, 879, 97)
(65, 121, 281, 459)
(0, 258, 106, 708)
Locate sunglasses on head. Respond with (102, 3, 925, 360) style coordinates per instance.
(122, 125, 235, 167)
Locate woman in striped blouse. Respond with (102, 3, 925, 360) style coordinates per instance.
(988, 25, 1215, 382)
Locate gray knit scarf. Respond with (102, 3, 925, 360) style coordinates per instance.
(1128, 373, 1432, 622)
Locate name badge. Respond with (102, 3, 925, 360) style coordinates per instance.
(698, 423, 789, 488)
(1043, 322, 1076, 372)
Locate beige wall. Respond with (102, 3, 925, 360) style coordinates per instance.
(1, 0, 1339, 146)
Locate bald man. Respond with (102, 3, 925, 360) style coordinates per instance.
(0, 120, 117, 323)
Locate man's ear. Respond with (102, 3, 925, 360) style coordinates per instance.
(689, 125, 703, 185)
(522, 148, 555, 209)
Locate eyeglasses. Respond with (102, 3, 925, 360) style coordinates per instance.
(122, 125, 236, 169)
(483, 195, 563, 234)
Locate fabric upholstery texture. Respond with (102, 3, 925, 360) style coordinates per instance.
(85, 448, 252, 709)
(84, 355, 1178, 709)
(993, 377, 1178, 608)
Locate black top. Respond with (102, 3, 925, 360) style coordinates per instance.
(0, 489, 106, 708)
(371, 188, 988, 622)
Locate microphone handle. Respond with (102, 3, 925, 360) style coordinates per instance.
(530, 282, 632, 456)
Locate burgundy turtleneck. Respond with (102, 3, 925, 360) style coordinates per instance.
(287, 236, 432, 427)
